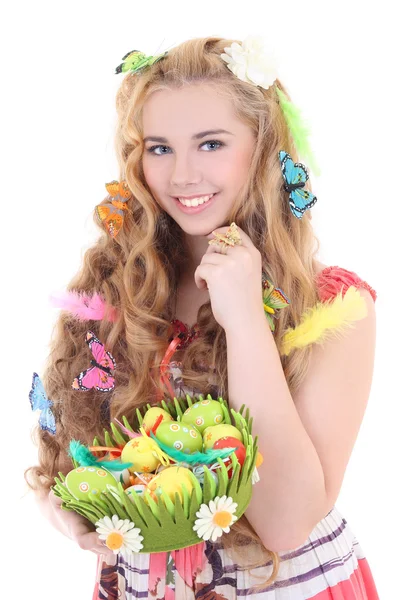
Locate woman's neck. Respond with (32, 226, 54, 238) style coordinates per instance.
(174, 271, 210, 327)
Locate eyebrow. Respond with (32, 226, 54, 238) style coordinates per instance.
(143, 129, 234, 143)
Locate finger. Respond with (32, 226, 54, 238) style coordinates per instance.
(207, 241, 229, 255)
(73, 529, 114, 557)
(194, 263, 217, 290)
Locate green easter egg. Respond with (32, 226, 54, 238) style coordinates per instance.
(155, 421, 202, 454)
(181, 399, 224, 433)
(202, 424, 243, 450)
(65, 466, 117, 501)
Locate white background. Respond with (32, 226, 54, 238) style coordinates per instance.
(2, 0, 399, 598)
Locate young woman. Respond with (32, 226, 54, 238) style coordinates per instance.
(27, 36, 380, 598)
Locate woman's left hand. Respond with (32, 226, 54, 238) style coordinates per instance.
(194, 225, 265, 332)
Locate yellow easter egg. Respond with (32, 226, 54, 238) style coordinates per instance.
(142, 407, 173, 431)
(121, 436, 161, 473)
(202, 424, 243, 450)
(145, 466, 193, 502)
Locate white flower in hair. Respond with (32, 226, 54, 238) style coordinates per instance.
(220, 35, 278, 90)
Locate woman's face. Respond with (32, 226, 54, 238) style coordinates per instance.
(142, 84, 256, 237)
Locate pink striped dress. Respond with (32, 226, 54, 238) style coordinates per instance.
(92, 265, 380, 599)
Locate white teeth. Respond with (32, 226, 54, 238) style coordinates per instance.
(177, 193, 215, 207)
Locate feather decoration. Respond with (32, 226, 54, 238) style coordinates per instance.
(114, 418, 141, 438)
(280, 285, 368, 356)
(150, 432, 237, 465)
(69, 439, 132, 470)
(49, 290, 118, 322)
(275, 86, 321, 177)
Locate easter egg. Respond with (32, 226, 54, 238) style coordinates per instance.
(125, 484, 146, 497)
(110, 468, 131, 486)
(121, 436, 161, 473)
(213, 436, 247, 466)
(155, 421, 202, 454)
(65, 466, 117, 501)
(202, 424, 243, 450)
(192, 464, 219, 487)
(142, 407, 173, 431)
(181, 399, 224, 433)
(146, 466, 194, 502)
(130, 472, 155, 487)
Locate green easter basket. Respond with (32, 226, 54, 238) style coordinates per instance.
(52, 394, 259, 554)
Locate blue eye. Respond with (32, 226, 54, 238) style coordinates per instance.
(146, 140, 225, 155)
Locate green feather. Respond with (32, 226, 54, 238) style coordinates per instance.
(150, 433, 237, 465)
(68, 439, 132, 471)
(275, 86, 321, 177)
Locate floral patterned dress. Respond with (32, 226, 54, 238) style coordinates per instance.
(92, 266, 380, 599)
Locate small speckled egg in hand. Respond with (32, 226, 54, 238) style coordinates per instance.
(145, 466, 194, 502)
(121, 436, 161, 473)
(181, 399, 224, 433)
(155, 421, 202, 454)
(142, 407, 173, 431)
(202, 424, 243, 450)
(65, 466, 117, 501)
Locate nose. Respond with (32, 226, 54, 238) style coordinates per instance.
(170, 152, 202, 188)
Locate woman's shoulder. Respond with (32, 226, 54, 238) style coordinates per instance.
(314, 261, 377, 303)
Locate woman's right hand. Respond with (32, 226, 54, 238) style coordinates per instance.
(44, 489, 115, 557)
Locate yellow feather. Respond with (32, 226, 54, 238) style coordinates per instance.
(279, 286, 368, 356)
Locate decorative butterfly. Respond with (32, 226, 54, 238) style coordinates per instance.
(115, 50, 168, 75)
(279, 150, 317, 219)
(29, 372, 56, 434)
(208, 222, 242, 248)
(72, 330, 116, 392)
(95, 180, 132, 238)
(262, 276, 291, 332)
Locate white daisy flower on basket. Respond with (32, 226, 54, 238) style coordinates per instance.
(193, 495, 238, 542)
(220, 35, 278, 90)
(96, 514, 144, 555)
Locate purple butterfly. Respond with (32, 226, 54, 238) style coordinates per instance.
(72, 330, 116, 392)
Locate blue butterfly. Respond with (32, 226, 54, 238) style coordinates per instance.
(279, 151, 317, 219)
(29, 372, 56, 435)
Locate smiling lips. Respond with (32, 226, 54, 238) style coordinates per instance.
(175, 193, 215, 207)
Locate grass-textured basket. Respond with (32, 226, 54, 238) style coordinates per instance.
(52, 394, 258, 553)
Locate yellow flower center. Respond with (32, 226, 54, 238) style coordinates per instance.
(106, 532, 124, 551)
(212, 510, 233, 529)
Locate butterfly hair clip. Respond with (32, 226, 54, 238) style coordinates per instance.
(72, 330, 116, 393)
(262, 276, 291, 332)
(279, 150, 317, 219)
(95, 180, 132, 238)
(29, 372, 56, 435)
(115, 50, 168, 75)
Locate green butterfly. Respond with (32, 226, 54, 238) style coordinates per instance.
(262, 277, 291, 332)
(115, 50, 168, 75)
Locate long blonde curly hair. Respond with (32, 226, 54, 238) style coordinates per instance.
(26, 36, 322, 588)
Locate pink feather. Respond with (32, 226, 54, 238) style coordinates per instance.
(114, 418, 141, 438)
(49, 290, 118, 322)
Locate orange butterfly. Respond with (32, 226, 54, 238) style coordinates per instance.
(96, 180, 132, 238)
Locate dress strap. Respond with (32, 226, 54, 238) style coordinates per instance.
(316, 265, 377, 303)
